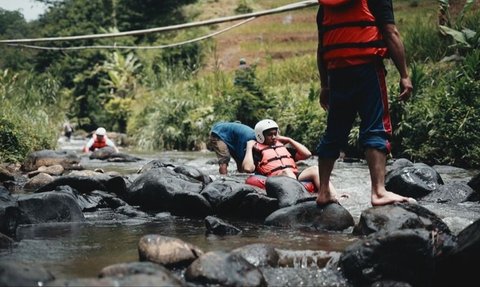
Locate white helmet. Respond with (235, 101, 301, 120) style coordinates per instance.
(96, 127, 107, 136)
(254, 119, 279, 143)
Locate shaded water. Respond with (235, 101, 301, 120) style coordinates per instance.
(1, 137, 479, 279)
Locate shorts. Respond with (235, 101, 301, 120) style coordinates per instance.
(317, 61, 392, 159)
(207, 133, 231, 164)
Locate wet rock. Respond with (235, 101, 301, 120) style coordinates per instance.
(201, 178, 269, 218)
(421, 182, 477, 203)
(264, 201, 354, 232)
(232, 243, 279, 267)
(16, 191, 85, 224)
(35, 173, 127, 196)
(174, 165, 212, 185)
(205, 216, 242, 235)
(434, 218, 480, 287)
(137, 160, 174, 174)
(467, 172, 480, 193)
(138, 235, 204, 268)
(265, 176, 314, 208)
(185, 251, 266, 287)
(0, 261, 55, 287)
(385, 162, 444, 198)
(115, 205, 149, 218)
(0, 188, 19, 236)
(0, 232, 14, 248)
(23, 172, 54, 191)
(98, 262, 184, 286)
(27, 164, 64, 177)
(21, 149, 81, 172)
(90, 146, 143, 162)
(0, 166, 14, 182)
(353, 203, 452, 237)
(339, 229, 436, 287)
(235, 192, 278, 220)
(126, 167, 210, 217)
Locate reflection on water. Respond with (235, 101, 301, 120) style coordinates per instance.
(1, 138, 478, 279)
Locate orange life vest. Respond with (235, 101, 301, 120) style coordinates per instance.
(318, 0, 388, 62)
(89, 134, 107, 151)
(254, 142, 298, 176)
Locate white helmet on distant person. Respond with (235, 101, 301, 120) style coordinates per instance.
(254, 119, 279, 143)
(96, 127, 107, 136)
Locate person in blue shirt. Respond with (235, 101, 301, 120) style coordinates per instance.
(208, 121, 256, 175)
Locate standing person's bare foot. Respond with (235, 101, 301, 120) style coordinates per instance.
(316, 189, 338, 206)
(371, 190, 417, 206)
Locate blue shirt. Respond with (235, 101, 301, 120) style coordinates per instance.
(211, 122, 255, 162)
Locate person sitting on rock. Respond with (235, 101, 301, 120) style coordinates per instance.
(83, 127, 119, 153)
(242, 119, 336, 195)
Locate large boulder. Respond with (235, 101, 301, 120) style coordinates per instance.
(21, 150, 81, 172)
(35, 173, 128, 196)
(434, 218, 480, 287)
(0, 261, 55, 287)
(385, 163, 443, 198)
(265, 176, 314, 208)
(138, 234, 204, 268)
(201, 177, 277, 220)
(185, 251, 267, 287)
(264, 201, 354, 232)
(339, 229, 436, 286)
(15, 191, 85, 225)
(126, 167, 211, 216)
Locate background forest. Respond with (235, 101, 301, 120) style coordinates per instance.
(0, 0, 479, 168)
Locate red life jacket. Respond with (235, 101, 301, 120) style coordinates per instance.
(318, 0, 387, 62)
(254, 142, 298, 176)
(89, 134, 107, 151)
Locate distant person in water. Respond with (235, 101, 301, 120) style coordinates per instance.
(63, 121, 73, 141)
(83, 127, 119, 153)
(208, 121, 256, 175)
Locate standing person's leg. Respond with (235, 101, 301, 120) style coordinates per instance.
(357, 62, 415, 205)
(299, 165, 337, 202)
(366, 148, 414, 205)
(316, 66, 357, 205)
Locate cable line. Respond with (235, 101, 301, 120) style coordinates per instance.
(0, 0, 317, 44)
(7, 17, 256, 51)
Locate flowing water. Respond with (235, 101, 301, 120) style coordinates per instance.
(1, 137, 479, 280)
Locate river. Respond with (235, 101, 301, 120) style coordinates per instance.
(1, 137, 479, 280)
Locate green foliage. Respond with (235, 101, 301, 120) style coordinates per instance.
(235, 1, 253, 14)
(0, 9, 37, 71)
(0, 70, 64, 163)
(391, 49, 480, 167)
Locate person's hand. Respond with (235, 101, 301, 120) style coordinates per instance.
(399, 77, 413, 102)
(319, 87, 329, 111)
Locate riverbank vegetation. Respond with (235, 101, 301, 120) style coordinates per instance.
(0, 0, 479, 168)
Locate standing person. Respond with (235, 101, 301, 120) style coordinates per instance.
(63, 121, 73, 141)
(242, 119, 336, 193)
(315, 0, 415, 206)
(83, 127, 119, 153)
(208, 121, 256, 175)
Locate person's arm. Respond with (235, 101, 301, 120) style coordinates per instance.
(83, 138, 94, 153)
(106, 139, 119, 153)
(277, 135, 312, 161)
(242, 140, 256, 173)
(380, 23, 413, 102)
